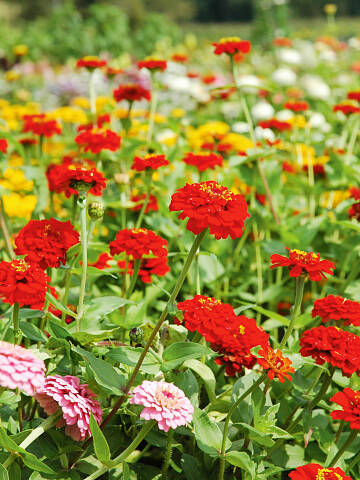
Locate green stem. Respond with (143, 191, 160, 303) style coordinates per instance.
(218, 373, 267, 480)
(161, 428, 174, 480)
(335, 419, 345, 444)
(89, 71, 96, 116)
(253, 222, 263, 308)
(135, 171, 152, 229)
(84, 420, 156, 480)
(279, 276, 305, 348)
(71, 195, 77, 224)
(126, 258, 141, 298)
(147, 88, 158, 144)
(12, 302, 21, 344)
(76, 196, 88, 332)
(329, 430, 358, 467)
(349, 447, 360, 470)
(61, 256, 77, 322)
(345, 116, 359, 162)
(0, 200, 15, 259)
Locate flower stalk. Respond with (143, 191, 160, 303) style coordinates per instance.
(76, 195, 88, 332)
(135, 170, 153, 229)
(279, 276, 305, 348)
(12, 302, 21, 344)
(328, 430, 358, 467)
(161, 428, 174, 479)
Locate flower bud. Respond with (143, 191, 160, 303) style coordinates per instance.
(88, 201, 105, 220)
(129, 327, 144, 346)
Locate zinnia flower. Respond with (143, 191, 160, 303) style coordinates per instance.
(35, 375, 103, 441)
(330, 388, 360, 430)
(0, 138, 8, 154)
(131, 154, 169, 171)
(169, 181, 250, 239)
(258, 119, 292, 131)
(0, 341, 45, 395)
(0, 259, 49, 310)
(75, 129, 121, 154)
(347, 91, 360, 102)
(137, 58, 167, 71)
(299, 326, 360, 377)
(284, 100, 309, 112)
(213, 37, 251, 56)
(333, 103, 360, 115)
(76, 56, 107, 70)
(110, 228, 168, 259)
(131, 193, 159, 213)
(182, 152, 224, 172)
(14, 219, 79, 270)
(138, 257, 170, 283)
(257, 345, 294, 383)
(88, 252, 113, 270)
(312, 295, 360, 326)
(270, 248, 335, 282)
(130, 380, 193, 432)
(289, 463, 353, 480)
(113, 84, 151, 103)
(22, 114, 62, 138)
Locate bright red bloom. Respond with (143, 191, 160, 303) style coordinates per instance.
(284, 100, 309, 112)
(277, 301, 291, 315)
(312, 295, 360, 326)
(0, 138, 8, 153)
(0, 259, 49, 309)
(105, 67, 123, 77)
(202, 74, 216, 85)
(78, 114, 111, 132)
(76, 56, 107, 69)
(110, 228, 168, 259)
(113, 84, 151, 103)
(169, 181, 250, 239)
(349, 187, 360, 200)
(282, 161, 296, 173)
(273, 37, 292, 47)
(330, 388, 360, 430)
(348, 202, 360, 221)
(333, 104, 360, 115)
(257, 346, 294, 383)
(171, 54, 188, 63)
(14, 219, 79, 270)
(137, 58, 167, 71)
(303, 164, 326, 177)
(131, 193, 159, 213)
(299, 326, 360, 377)
(270, 247, 335, 282)
(347, 91, 360, 102)
(182, 152, 223, 172)
(88, 253, 113, 270)
(289, 463, 353, 480)
(131, 154, 169, 171)
(258, 118, 292, 132)
(19, 137, 37, 146)
(138, 256, 170, 283)
(75, 129, 121, 154)
(213, 37, 251, 56)
(22, 114, 61, 138)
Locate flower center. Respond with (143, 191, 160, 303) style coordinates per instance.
(132, 228, 147, 234)
(289, 248, 319, 263)
(315, 469, 343, 480)
(199, 182, 233, 201)
(155, 388, 178, 408)
(220, 36, 242, 44)
(198, 298, 221, 309)
(11, 259, 30, 272)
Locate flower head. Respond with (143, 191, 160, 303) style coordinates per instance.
(75, 129, 121, 154)
(110, 228, 168, 259)
(14, 219, 79, 270)
(0, 138, 8, 154)
(312, 295, 360, 326)
(257, 346, 294, 383)
(284, 100, 309, 112)
(330, 388, 360, 430)
(270, 247, 335, 282)
(35, 375, 103, 441)
(113, 84, 151, 103)
(130, 380, 193, 432)
(0, 259, 49, 309)
(131, 193, 159, 213)
(213, 37, 251, 56)
(22, 114, 61, 138)
(0, 341, 45, 395)
(137, 57, 167, 71)
(333, 103, 360, 115)
(347, 91, 360, 102)
(169, 181, 249, 239)
(131, 154, 169, 172)
(76, 56, 107, 70)
(138, 256, 170, 283)
(300, 326, 360, 377)
(289, 463, 353, 480)
(258, 118, 292, 131)
(182, 152, 224, 172)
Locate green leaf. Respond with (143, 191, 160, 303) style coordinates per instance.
(89, 413, 110, 465)
(225, 451, 255, 477)
(338, 220, 360, 233)
(71, 327, 122, 345)
(45, 293, 77, 318)
(22, 451, 55, 474)
(235, 423, 274, 447)
(0, 464, 9, 480)
(235, 304, 289, 326)
(192, 407, 231, 456)
(183, 359, 216, 403)
(47, 320, 71, 339)
(106, 346, 160, 374)
(162, 342, 214, 371)
(20, 321, 48, 343)
(84, 296, 133, 322)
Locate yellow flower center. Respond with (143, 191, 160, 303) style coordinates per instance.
(219, 36, 242, 44)
(11, 259, 30, 273)
(198, 298, 221, 309)
(316, 469, 342, 480)
(155, 387, 179, 409)
(199, 182, 233, 201)
(290, 249, 318, 260)
(132, 228, 147, 234)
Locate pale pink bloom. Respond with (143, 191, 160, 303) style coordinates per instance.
(35, 375, 103, 441)
(130, 380, 194, 432)
(0, 341, 45, 395)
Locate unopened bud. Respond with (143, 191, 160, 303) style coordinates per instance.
(88, 201, 105, 220)
(129, 327, 144, 346)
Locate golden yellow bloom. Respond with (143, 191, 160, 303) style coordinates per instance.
(324, 4, 337, 14)
(220, 133, 253, 152)
(320, 190, 350, 209)
(96, 96, 115, 112)
(13, 44, 29, 56)
(187, 121, 230, 150)
(288, 115, 307, 129)
(5, 70, 20, 82)
(3, 193, 37, 219)
(171, 108, 185, 118)
(0, 168, 34, 192)
(8, 154, 25, 167)
(49, 106, 87, 124)
(42, 141, 65, 156)
(72, 97, 90, 109)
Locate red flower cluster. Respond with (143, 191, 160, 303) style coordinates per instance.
(131, 154, 169, 171)
(76, 56, 107, 69)
(312, 295, 360, 326)
(89, 252, 113, 270)
(22, 114, 61, 138)
(0, 138, 8, 153)
(257, 346, 294, 383)
(75, 129, 121, 154)
(289, 464, 352, 480)
(110, 228, 168, 259)
(0, 259, 49, 309)
(137, 257, 170, 283)
(78, 114, 111, 132)
(347, 91, 360, 102)
(14, 219, 79, 270)
(137, 58, 167, 71)
(131, 193, 159, 213)
(258, 118, 292, 132)
(299, 326, 360, 377)
(113, 84, 151, 103)
(333, 103, 360, 115)
(182, 152, 224, 172)
(169, 181, 250, 239)
(284, 100, 309, 112)
(270, 247, 335, 282)
(213, 37, 251, 56)
(348, 202, 360, 221)
(330, 388, 360, 430)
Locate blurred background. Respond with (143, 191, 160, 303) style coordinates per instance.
(1, 0, 360, 62)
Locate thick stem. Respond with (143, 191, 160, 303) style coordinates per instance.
(161, 428, 174, 480)
(0, 200, 15, 259)
(135, 171, 152, 229)
(76, 197, 88, 332)
(71, 195, 78, 224)
(218, 373, 267, 480)
(12, 302, 21, 344)
(329, 430, 358, 468)
(279, 276, 305, 348)
(126, 258, 141, 298)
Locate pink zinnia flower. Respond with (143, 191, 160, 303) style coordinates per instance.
(130, 380, 194, 432)
(0, 341, 45, 396)
(35, 375, 103, 441)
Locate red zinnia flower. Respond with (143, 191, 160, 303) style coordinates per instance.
(348, 202, 360, 221)
(137, 58, 167, 71)
(19, 137, 37, 146)
(299, 325, 360, 377)
(76, 56, 107, 70)
(113, 84, 151, 103)
(0, 138, 8, 154)
(202, 74, 216, 85)
(131, 154, 169, 171)
(138, 256, 170, 283)
(257, 346, 294, 383)
(347, 91, 360, 102)
(0, 259, 49, 310)
(105, 67, 123, 77)
(75, 129, 121, 154)
(110, 228, 168, 259)
(14, 219, 79, 270)
(88, 253, 113, 270)
(270, 247, 335, 282)
(284, 100, 309, 112)
(258, 118, 292, 132)
(333, 103, 360, 115)
(22, 114, 62, 138)
(171, 54, 188, 63)
(213, 37, 251, 56)
(131, 193, 159, 213)
(312, 295, 360, 326)
(169, 181, 250, 239)
(330, 388, 360, 430)
(349, 187, 360, 200)
(289, 463, 353, 480)
(182, 152, 224, 172)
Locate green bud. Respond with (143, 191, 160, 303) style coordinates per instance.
(88, 201, 105, 220)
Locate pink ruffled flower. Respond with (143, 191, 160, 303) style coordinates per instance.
(0, 341, 45, 396)
(130, 380, 194, 432)
(35, 375, 103, 441)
